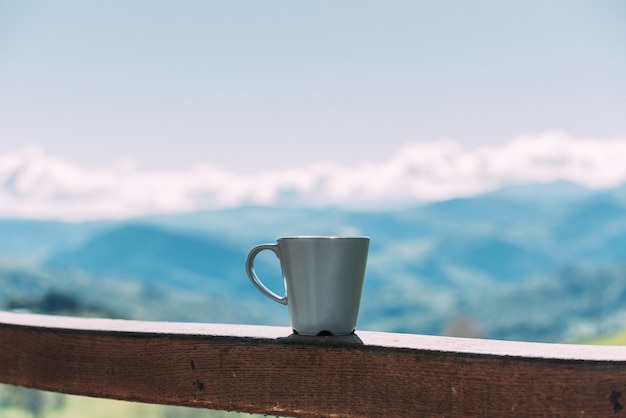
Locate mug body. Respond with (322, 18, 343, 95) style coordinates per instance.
(277, 236, 369, 335)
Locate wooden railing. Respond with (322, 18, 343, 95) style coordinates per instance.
(2, 311, 626, 417)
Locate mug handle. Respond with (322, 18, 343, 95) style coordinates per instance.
(245, 244, 288, 305)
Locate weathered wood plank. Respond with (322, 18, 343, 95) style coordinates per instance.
(1, 312, 626, 417)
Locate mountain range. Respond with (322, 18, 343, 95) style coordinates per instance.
(1, 181, 626, 343)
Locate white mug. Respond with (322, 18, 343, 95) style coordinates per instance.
(245, 236, 369, 336)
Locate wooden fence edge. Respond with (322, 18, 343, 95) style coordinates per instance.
(2, 312, 626, 417)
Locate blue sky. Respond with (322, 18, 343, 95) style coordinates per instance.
(1, 1, 625, 174)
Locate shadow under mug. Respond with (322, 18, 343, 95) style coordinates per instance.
(245, 236, 369, 336)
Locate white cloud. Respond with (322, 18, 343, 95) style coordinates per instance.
(2, 131, 626, 220)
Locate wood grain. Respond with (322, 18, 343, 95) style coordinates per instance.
(2, 312, 626, 417)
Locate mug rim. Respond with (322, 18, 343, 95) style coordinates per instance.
(276, 236, 369, 240)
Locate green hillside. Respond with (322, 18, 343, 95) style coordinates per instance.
(0, 387, 260, 418)
(586, 329, 626, 345)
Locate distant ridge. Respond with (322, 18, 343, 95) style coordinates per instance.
(46, 224, 247, 292)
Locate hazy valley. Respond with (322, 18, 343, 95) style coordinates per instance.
(2, 181, 626, 343)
